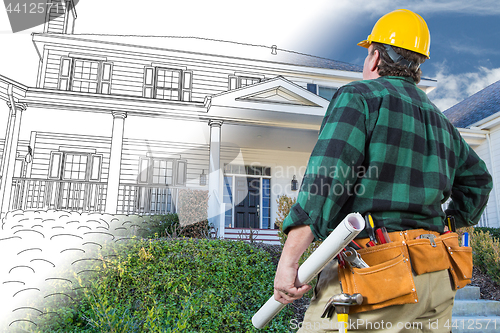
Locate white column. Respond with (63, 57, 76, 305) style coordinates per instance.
(208, 120, 223, 237)
(0, 103, 27, 216)
(105, 111, 127, 214)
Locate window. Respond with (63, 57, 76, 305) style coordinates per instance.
(306, 83, 338, 101)
(262, 178, 271, 229)
(58, 57, 113, 94)
(138, 157, 186, 186)
(143, 67, 193, 101)
(229, 75, 262, 90)
(223, 176, 233, 228)
(318, 86, 338, 101)
(72, 59, 99, 93)
(156, 68, 181, 100)
(152, 159, 173, 185)
(48, 152, 102, 181)
(63, 153, 88, 180)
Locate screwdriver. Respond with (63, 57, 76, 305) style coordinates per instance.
(365, 213, 377, 247)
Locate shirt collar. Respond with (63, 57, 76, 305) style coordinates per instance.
(381, 76, 416, 84)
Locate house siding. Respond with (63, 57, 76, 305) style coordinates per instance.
(0, 139, 31, 167)
(42, 45, 347, 103)
(482, 126, 500, 227)
(120, 138, 209, 185)
(29, 132, 111, 181)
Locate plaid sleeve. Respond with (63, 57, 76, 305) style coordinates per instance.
(282, 85, 368, 240)
(445, 137, 493, 227)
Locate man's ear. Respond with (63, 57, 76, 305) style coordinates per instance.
(369, 50, 380, 72)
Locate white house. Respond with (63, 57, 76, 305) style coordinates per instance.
(1, 0, 453, 244)
(444, 79, 500, 228)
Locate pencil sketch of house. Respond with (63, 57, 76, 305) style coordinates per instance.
(3, 0, 490, 249)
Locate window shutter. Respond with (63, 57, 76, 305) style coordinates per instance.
(176, 160, 187, 185)
(182, 70, 193, 101)
(48, 152, 63, 179)
(229, 75, 237, 90)
(143, 67, 154, 98)
(100, 62, 113, 94)
(138, 157, 149, 183)
(58, 57, 72, 91)
(13, 158, 24, 178)
(89, 154, 102, 181)
(306, 83, 318, 94)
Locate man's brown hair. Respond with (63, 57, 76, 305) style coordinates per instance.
(371, 42, 427, 83)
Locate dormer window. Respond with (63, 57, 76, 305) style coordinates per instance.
(143, 64, 193, 101)
(58, 55, 113, 94)
(228, 73, 264, 90)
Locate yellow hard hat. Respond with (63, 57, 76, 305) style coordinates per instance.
(358, 9, 430, 58)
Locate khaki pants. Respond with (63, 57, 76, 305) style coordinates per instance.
(296, 261, 456, 333)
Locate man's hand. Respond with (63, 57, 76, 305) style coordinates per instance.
(274, 258, 312, 304)
(273, 224, 315, 304)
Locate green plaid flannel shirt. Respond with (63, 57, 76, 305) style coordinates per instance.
(283, 76, 493, 240)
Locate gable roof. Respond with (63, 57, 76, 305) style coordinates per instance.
(208, 76, 329, 129)
(36, 34, 363, 72)
(444, 80, 500, 128)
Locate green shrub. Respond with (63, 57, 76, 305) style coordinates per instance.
(137, 213, 181, 238)
(470, 229, 500, 285)
(274, 195, 322, 265)
(475, 227, 500, 241)
(28, 239, 294, 332)
(181, 219, 212, 239)
(274, 195, 296, 248)
(137, 214, 212, 239)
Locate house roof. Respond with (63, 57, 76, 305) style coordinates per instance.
(444, 79, 500, 128)
(37, 34, 364, 73)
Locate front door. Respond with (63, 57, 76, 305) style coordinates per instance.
(234, 177, 260, 228)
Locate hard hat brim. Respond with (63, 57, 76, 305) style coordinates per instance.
(357, 40, 371, 49)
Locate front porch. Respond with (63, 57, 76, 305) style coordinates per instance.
(6, 177, 491, 242)
(8, 177, 282, 244)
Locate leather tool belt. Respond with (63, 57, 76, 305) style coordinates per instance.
(338, 229, 472, 314)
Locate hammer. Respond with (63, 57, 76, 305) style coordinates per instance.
(321, 293, 363, 333)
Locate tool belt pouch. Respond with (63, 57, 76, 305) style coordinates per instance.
(406, 235, 450, 275)
(442, 233, 473, 289)
(406, 232, 472, 289)
(338, 242, 417, 314)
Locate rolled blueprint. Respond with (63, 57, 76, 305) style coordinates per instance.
(252, 212, 365, 329)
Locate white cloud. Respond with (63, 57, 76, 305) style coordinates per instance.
(449, 44, 500, 57)
(428, 64, 500, 110)
(354, 0, 500, 16)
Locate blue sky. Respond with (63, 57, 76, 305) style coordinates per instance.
(1, 0, 499, 111)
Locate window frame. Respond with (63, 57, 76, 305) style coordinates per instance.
(58, 56, 113, 94)
(48, 151, 102, 182)
(138, 157, 187, 186)
(143, 67, 193, 101)
(228, 75, 262, 90)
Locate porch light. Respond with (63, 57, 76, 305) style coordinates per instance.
(25, 145, 33, 164)
(200, 169, 207, 186)
(291, 175, 298, 191)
